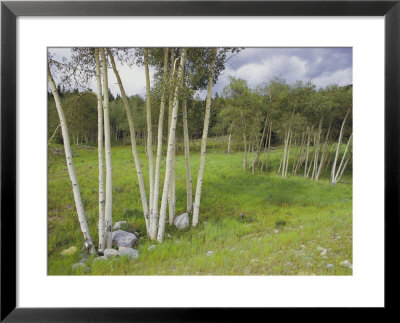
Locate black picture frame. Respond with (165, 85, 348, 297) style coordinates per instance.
(1, 1, 398, 321)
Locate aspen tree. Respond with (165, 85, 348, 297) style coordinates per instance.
(168, 48, 176, 224)
(100, 49, 113, 248)
(107, 49, 150, 233)
(157, 48, 187, 242)
(182, 95, 193, 213)
(94, 49, 105, 253)
(48, 64, 95, 254)
(192, 48, 217, 227)
(144, 49, 155, 226)
(331, 110, 350, 183)
(150, 48, 169, 239)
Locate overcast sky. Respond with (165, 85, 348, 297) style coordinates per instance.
(49, 47, 352, 98)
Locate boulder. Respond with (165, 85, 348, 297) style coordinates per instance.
(113, 221, 127, 230)
(174, 213, 189, 230)
(112, 230, 138, 248)
(118, 248, 139, 260)
(340, 260, 351, 268)
(104, 248, 118, 259)
(61, 246, 77, 256)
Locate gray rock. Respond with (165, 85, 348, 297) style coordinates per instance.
(148, 245, 156, 251)
(207, 251, 214, 256)
(113, 221, 127, 230)
(274, 229, 279, 234)
(326, 264, 334, 269)
(61, 246, 77, 256)
(340, 260, 351, 268)
(79, 258, 87, 264)
(112, 230, 138, 248)
(118, 248, 139, 260)
(104, 248, 118, 259)
(174, 213, 189, 230)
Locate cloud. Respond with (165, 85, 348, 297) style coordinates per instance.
(48, 47, 352, 99)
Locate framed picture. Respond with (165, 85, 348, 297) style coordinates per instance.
(1, 0, 398, 320)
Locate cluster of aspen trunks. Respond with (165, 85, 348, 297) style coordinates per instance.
(48, 48, 217, 254)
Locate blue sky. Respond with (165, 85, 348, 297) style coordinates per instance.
(49, 47, 352, 98)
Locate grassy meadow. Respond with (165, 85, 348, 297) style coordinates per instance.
(48, 140, 352, 275)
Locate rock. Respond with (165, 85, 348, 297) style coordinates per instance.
(84, 266, 90, 274)
(118, 246, 127, 252)
(167, 234, 172, 239)
(118, 248, 139, 260)
(104, 248, 118, 259)
(61, 246, 77, 256)
(316, 246, 325, 251)
(113, 221, 127, 230)
(174, 213, 189, 230)
(112, 230, 138, 248)
(72, 263, 85, 270)
(300, 244, 307, 249)
(207, 251, 214, 256)
(320, 249, 328, 257)
(274, 229, 279, 234)
(326, 264, 334, 269)
(79, 258, 87, 264)
(148, 245, 156, 251)
(340, 260, 351, 268)
(93, 256, 107, 262)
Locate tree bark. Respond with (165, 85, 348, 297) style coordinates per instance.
(150, 48, 169, 240)
(182, 96, 193, 213)
(100, 49, 113, 248)
(168, 49, 176, 225)
(144, 48, 155, 228)
(107, 48, 150, 234)
(331, 110, 349, 183)
(48, 64, 95, 254)
(94, 49, 106, 253)
(157, 48, 187, 242)
(192, 48, 217, 227)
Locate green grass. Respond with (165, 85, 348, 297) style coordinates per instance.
(48, 141, 352, 275)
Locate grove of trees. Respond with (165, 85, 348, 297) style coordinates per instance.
(48, 47, 352, 255)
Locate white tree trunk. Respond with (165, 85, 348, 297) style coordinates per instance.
(100, 49, 113, 248)
(144, 49, 155, 228)
(150, 48, 169, 240)
(333, 133, 353, 184)
(94, 49, 106, 253)
(182, 97, 193, 213)
(157, 48, 187, 242)
(192, 48, 217, 227)
(167, 49, 176, 225)
(48, 64, 95, 254)
(107, 49, 150, 233)
(331, 110, 349, 183)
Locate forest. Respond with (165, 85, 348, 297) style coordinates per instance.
(48, 47, 352, 275)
